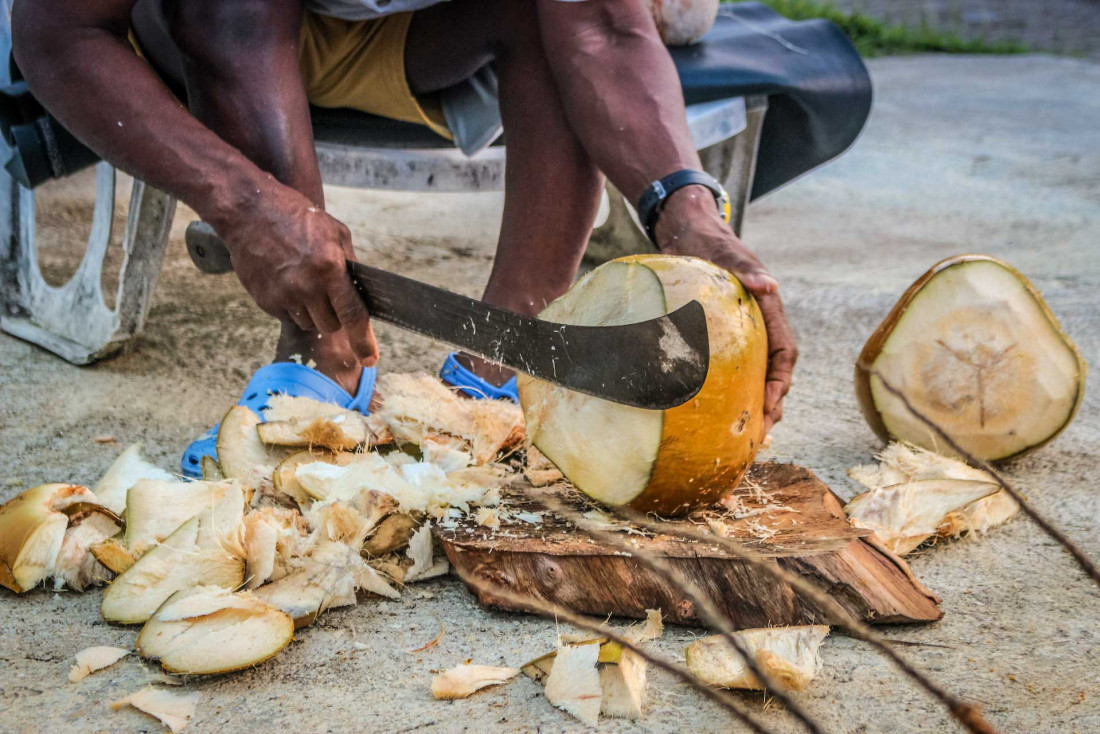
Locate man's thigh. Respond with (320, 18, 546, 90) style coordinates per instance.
(404, 0, 522, 95)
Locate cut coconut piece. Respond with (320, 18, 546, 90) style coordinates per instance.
(295, 452, 499, 514)
(362, 512, 422, 557)
(849, 442, 1019, 540)
(91, 537, 136, 575)
(54, 508, 123, 591)
(101, 485, 246, 624)
(686, 625, 829, 691)
(272, 450, 357, 507)
(216, 406, 294, 489)
(241, 507, 304, 589)
(93, 444, 175, 515)
(845, 479, 1001, 555)
(258, 411, 370, 452)
(519, 256, 768, 516)
(431, 664, 519, 700)
(545, 642, 603, 726)
(69, 646, 130, 682)
(201, 456, 224, 481)
(124, 479, 235, 558)
(111, 687, 200, 733)
(254, 538, 398, 627)
(650, 0, 718, 45)
(403, 523, 449, 583)
(375, 373, 525, 464)
(0, 484, 101, 593)
(600, 648, 647, 720)
(137, 586, 294, 675)
(857, 255, 1087, 462)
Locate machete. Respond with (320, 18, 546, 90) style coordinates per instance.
(181, 225, 708, 409)
(346, 261, 709, 410)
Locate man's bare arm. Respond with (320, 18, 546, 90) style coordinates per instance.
(536, 0, 797, 430)
(13, 0, 378, 364)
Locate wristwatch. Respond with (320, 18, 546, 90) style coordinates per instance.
(636, 169, 731, 246)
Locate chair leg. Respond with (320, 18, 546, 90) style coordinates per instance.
(0, 163, 177, 364)
(584, 95, 769, 264)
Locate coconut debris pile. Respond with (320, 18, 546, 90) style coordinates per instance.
(0, 373, 527, 727)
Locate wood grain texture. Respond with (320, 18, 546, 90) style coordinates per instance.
(436, 463, 942, 628)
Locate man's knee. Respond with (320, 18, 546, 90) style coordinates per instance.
(167, 0, 301, 69)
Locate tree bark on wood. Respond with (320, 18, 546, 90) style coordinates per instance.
(436, 463, 942, 627)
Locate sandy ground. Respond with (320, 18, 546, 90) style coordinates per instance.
(2, 54, 1099, 733)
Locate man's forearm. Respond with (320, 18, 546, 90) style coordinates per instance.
(12, 3, 273, 231)
(536, 0, 701, 203)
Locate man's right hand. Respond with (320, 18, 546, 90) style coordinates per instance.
(212, 182, 379, 366)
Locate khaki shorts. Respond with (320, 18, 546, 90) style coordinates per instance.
(298, 11, 452, 140)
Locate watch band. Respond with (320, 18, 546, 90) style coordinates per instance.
(636, 169, 731, 246)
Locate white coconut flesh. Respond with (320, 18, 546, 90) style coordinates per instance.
(0, 484, 105, 593)
(685, 625, 830, 692)
(111, 686, 200, 733)
(124, 479, 233, 557)
(867, 259, 1084, 460)
(55, 510, 123, 591)
(845, 479, 1001, 555)
(431, 664, 519, 700)
(217, 406, 294, 487)
(137, 586, 294, 675)
(93, 444, 175, 515)
(848, 442, 1019, 541)
(521, 262, 667, 506)
(101, 485, 246, 624)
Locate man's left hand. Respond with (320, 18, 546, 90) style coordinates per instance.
(655, 185, 797, 434)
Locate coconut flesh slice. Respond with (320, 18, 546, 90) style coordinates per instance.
(216, 406, 294, 490)
(0, 483, 110, 593)
(272, 449, 357, 508)
(137, 586, 295, 675)
(431, 664, 519, 700)
(93, 443, 175, 515)
(258, 394, 371, 451)
(101, 484, 246, 624)
(545, 641, 603, 726)
(845, 479, 1000, 556)
(241, 506, 305, 589)
(685, 625, 830, 691)
(374, 373, 525, 465)
(69, 646, 130, 682)
(124, 479, 236, 558)
(111, 687, 200, 733)
(849, 442, 1019, 541)
(54, 507, 124, 591)
(518, 255, 768, 516)
(403, 523, 449, 583)
(90, 537, 136, 575)
(857, 255, 1087, 462)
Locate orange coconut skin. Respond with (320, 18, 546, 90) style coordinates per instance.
(855, 254, 1087, 461)
(612, 256, 768, 516)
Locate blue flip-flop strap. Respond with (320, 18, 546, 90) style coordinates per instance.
(181, 363, 377, 478)
(439, 352, 519, 403)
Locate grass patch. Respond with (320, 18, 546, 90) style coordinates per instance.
(730, 0, 1028, 57)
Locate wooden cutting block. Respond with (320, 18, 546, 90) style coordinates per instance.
(435, 462, 942, 628)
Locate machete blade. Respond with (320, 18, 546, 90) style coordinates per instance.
(347, 261, 709, 410)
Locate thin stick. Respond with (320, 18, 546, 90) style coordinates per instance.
(866, 368, 1100, 589)
(452, 566, 775, 734)
(614, 506, 996, 734)
(538, 495, 824, 734)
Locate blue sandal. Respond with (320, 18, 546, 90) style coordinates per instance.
(439, 352, 518, 402)
(181, 362, 377, 478)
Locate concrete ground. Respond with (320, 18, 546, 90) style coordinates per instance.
(2, 54, 1099, 733)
